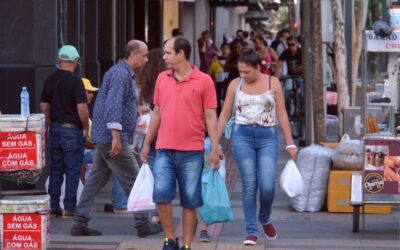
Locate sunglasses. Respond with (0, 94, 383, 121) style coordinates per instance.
(288, 43, 296, 47)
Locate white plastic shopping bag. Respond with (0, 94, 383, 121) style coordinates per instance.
(280, 160, 304, 198)
(127, 163, 155, 212)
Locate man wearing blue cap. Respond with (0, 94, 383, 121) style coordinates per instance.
(40, 45, 89, 218)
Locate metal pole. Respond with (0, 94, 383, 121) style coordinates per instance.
(345, 0, 353, 104)
(360, 31, 367, 137)
(302, 0, 314, 145)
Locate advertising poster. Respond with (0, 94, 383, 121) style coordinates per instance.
(364, 138, 400, 195)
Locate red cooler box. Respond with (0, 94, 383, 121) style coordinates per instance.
(0, 195, 50, 250)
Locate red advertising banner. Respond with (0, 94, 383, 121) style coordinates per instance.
(364, 138, 400, 195)
(2, 214, 42, 250)
(0, 132, 38, 171)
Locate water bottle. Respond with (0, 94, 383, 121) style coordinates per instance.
(20, 86, 30, 118)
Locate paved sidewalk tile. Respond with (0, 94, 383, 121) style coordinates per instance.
(48, 136, 400, 250)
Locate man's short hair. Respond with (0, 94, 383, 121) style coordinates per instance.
(172, 28, 183, 37)
(279, 28, 290, 38)
(286, 36, 296, 43)
(173, 37, 192, 61)
(220, 42, 229, 49)
(123, 41, 143, 59)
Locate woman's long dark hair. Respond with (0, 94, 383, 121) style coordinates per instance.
(136, 48, 166, 105)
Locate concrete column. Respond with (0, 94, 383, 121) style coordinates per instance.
(83, 0, 100, 86)
(193, 0, 209, 67)
(180, 2, 196, 64)
(115, 0, 127, 60)
(148, 0, 163, 49)
(98, 0, 113, 78)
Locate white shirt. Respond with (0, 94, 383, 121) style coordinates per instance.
(235, 90, 276, 127)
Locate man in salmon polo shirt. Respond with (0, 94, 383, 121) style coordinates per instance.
(141, 36, 221, 250)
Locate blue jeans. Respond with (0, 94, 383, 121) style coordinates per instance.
(153, 150, 203, 208)
(231, 124, 279, 236)
(83, 150, 95, 164)
(48, 123, 85, 213)
(112, 175, 127, 209)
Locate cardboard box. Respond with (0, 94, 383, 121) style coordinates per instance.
(327, 170, 392, 214)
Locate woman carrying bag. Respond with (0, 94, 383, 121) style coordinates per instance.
(217, 52, 297, 246)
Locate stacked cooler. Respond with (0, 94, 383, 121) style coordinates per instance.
(0, 114, 46, 184)
(0, 114, 49, 249)
(0, 195, 50, 250)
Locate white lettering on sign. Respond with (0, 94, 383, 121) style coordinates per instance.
(6, 242, 22, 248)
(6, 215, 39, 231)
(1, 160, 18, 167)
(7, 152, 28, 159)
(22, 222, 38, 229)
(1, 133, 34, 148)
(12, 215, 32, 222)
(7, 133, 27, 140)
(1, 141, 16, 147)
(24, 242, 38, 248)
(19, 159, 34, 166)
(1, 159, 34, 167)
(12, 234, 32, 241)
(17, 140, 33, 147)
(6, 223, 22, 229)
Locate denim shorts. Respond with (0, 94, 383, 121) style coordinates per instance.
(152, 150, 204, 208)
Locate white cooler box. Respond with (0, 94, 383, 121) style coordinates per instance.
(0, 114, 46, 182)
(0, 195, 50, 250)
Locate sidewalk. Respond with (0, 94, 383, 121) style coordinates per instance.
(48, 135, 400, 250)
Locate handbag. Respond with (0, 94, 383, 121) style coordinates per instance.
(199, 170, 234, 225)
(224, 78, 244, 139)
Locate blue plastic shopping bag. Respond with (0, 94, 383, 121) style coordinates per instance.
(199, 170, 233, 225)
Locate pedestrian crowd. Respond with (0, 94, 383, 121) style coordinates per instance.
(40, 27, 300, 250)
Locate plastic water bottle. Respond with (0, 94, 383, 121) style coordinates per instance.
(20, 86, 30, 118)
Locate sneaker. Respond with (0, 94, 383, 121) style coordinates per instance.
(62, 211, 74, 218)
(262, 223, 277, 240)
(137, 223, 163, 238)
(70, 227, 102, 236)
(50, 209, 62, 217)
(113, 207, 128, 214)
(162, 238, 180, 250)
(243, 235, 258, 246)
(180, 246, 191, 250)
(199, 230, 210, 242)
(104, 203, 114, 213)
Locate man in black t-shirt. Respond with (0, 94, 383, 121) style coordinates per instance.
(275, 36, 302, 78)
(40, 45, 89, 218)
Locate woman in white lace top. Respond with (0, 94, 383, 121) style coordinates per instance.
(217, 52, 297, 246)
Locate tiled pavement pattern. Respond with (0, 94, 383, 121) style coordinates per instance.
(48, 136, 399, 250)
